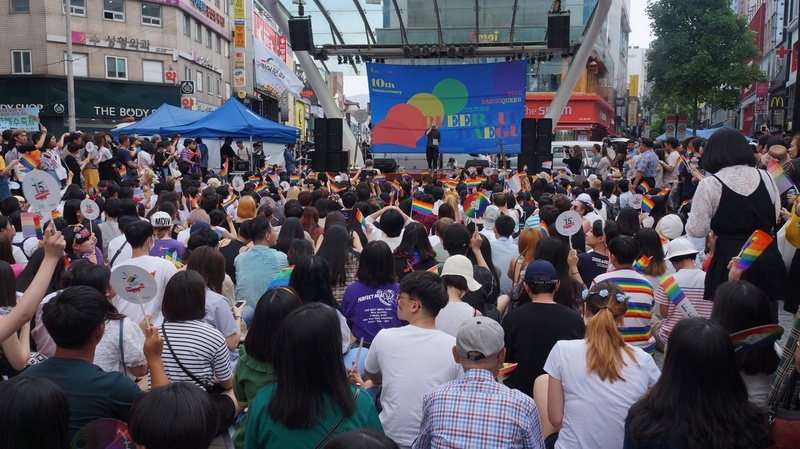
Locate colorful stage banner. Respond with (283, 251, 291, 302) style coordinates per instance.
(367, 61, 527, 154)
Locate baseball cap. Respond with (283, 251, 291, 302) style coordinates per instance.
(150, 212, 172, 228)
(656, 214, 683, 240)
(524, 259, 559, 284)
(575, 193, 592, 204)
(482, 205, 501, 231)
(456, 317, 504, 361)
(665, 238, 699, 260)
(441, 255, 482, 291)
(442, 223, 471, 254)
(190, 222, 211, 233)
(206, 178, 222, 189)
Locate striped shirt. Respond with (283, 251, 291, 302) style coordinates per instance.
(593, 269, 656, 354)
(159, 320, 232, 388)
(654, 269, 712, 346)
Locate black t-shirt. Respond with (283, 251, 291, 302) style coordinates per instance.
(576, 251, 609, 286)
(502, 302, 585, 397)
(221, 144, 237, 161)
(65, 154, 82, 185)
(153, 151, 167, 169)
(219, 239, 247, 284)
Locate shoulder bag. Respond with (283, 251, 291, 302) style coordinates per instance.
(313, 387, 361, 449)
(161, 323, 217, 392)
(767, 370, 800, 448)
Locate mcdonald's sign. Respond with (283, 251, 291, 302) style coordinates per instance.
(769, 95, 787, 109)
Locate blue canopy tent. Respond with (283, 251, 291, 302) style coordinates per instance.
(160, 98, 299, 143)
(655, 125, 752, 141)
(108, 104, 207, 137)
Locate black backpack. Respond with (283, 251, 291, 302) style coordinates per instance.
(601, 196, 620, 220)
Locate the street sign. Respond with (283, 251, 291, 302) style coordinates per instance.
(179, 80, 195, 95)
(755, 100, 768, 115)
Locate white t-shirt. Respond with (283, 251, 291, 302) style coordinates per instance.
(365, 325, 463, 448)
(544, 339, 660, 449)
(112, 255, 177, 326)
(436, 301, 478, 337)
(107, 234, 133, 268)
(664, 151, 681, 184)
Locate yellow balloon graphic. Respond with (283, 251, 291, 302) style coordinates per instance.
(408, 93, 444, 123)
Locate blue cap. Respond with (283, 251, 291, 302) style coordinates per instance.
(524, 259, 559, 284)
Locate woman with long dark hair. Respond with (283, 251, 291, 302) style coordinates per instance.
(244, 303, 382, 448)
(316, 224, 360, 304)
(710, 281, 779, 404)
(686, 128, 791, 313)
(273, 216, 304, 254)
(537, 281, 660, 449)
(392, 222, 437, 280)
(533, 237, 583, 310)
(233, 286, 302, 449)
(342, 241, 401, 344)
(0, 260, 31, 373)
(616, 207, 641, 237)
(0, 376, 70, 449)
(624, 318, 772, 449)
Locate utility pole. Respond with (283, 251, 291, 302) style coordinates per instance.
(65, 4, 76, 131)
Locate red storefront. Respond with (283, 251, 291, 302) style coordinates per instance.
(525, 93, 616, 141)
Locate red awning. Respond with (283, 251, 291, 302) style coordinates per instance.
(555, 125, 593, 131)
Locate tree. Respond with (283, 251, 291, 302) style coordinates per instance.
(646, 0, 766, 133)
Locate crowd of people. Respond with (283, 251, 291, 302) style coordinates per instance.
(0, 124, 799, 449)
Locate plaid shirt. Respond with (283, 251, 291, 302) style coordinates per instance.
(413, 369, 545, 449)
(766, 309, 799, 405)
(635, 149, 660, 178)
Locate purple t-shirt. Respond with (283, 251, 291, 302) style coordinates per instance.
(149, 238, 186, 259)
(341, 281, 401, 343)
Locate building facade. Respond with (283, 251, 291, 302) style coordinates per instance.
(2, 0, 234, 134)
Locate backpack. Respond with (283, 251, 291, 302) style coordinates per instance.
(602, 196, 620, 220)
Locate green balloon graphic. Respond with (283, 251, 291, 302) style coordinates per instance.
(432, 79, 468, 115)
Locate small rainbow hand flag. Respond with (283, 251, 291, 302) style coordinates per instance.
(637, 180, 651, 194)
(390, 180, 402, 194)
(766, 158, 795, 194)
(190, 197, 198, 210)
(506, 173, 522, 193)
(21, 212, 43, 240)
(51, 209, 63, 220)
(259, 166, 268, 177)
(463, 192, 489, 218)
(354, 209, 367, 229)
(307, 171, 317, 179)
(255, 184, 268, 196)
(290, 173, 300, 183)
(736, 229, 773, 271)
(632, 255, 652, 274)
(118, 166, 128, 180)
(411, 199, 434, 216)
(730, 324, 784, 352)
(466, 178, 481, 189)
(221, 194, 237, 209)
(678, 199, 691, 213)
(659, 274, 699, 318)
(219, 159, 229, 177)
(165, 248, 183, 269)
(19, 153, 38, 172)
(331, 183, 346, 194)
(641, 195, 655, 214)
(657, 186, 671, 196)
(540, 221, 550, 237)
(372, 174, 386, 184)
(248, 174, 261, 182)
(497, 170, 507, 181)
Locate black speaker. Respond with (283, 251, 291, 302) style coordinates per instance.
(547, 14, 570, 49)
(311, 151, 349, 172)
(325, 118, 343, 152)
(521, 118, 537, 154)
(313, 119, 327, 147)
(465, 159, 491, 169)
(288, 17, 314, 52)
(517, 153, 553, 174)
(373, 158, 398, 173)
(536, 118, 553, 154)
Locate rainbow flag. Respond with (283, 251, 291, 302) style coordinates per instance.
(330, 183, 346, 194)
(540, 221, 550, 237)
(50, 209, 63, 220)
(268, 173, 279, 184)
(767, 158, 795, 194)
(730, 324, 784, 351)
(248, 174, 261, 182)
(214, 227, 225, 238)
(290, 173, 300, 183)
(389, 191, 396, 206)
(736, 229, 773, 271)
(681, 155, 692, 171)
(641, 195, 655, 214)
(219, 159, 229, 177)
(505, 173, 522, 193)
(657, 186, 671, 196)
(463, 192, 489, 218)
(466, 178, 481, 189)
(497, 170, 507, 182)
(307, 171, 317, 179)
(354, 209, 367, 229)
(190, 197, 198, 210)
(522, 165, 529, 173)
(19, 153, 38, 172)
(411, 199, 434, 216)
(165, 248, 183, 268)
(632, 255, 652, 274)
(118, 165, 128, 180)
(390, 180, 402, 194)
(21, 212, 43, 240)
(637, 180, 651, 194)
(259, 165, 268, 177)
(659, 274, 699, 318)
(255, 184, 268, 196)
(221, 194, 237, 209)
(372, 174, 386, 184)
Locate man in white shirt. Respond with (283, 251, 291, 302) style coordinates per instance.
(480, 206, 500, 242)
(356, 271, 463, 448)
(112, 220, 177, 326)
(107, 215, 141, 268)
(661, 137, 682, 185)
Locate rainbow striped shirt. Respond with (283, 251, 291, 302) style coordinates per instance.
(593, 269, 656, 354)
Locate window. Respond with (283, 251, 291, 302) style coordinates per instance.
(207, 75, 213, 95)
(184, 66, 191, 82)
(64, 52, 88, 77)
(142, 3, 161, 26)
(183, 14, 190, 36)
(215, 35, 221, 53)
(105, 55, 127, 79)
(10, 0, 29, 13)
(11, 50, 31, 74)
(224, 41, 229, 58)
(223, 0, 228, 14)
(103, 0, 124, 21)
(62, 0, 86, 16)
(195, 22, 202, 43)
(225, 82, 231, 99)
(143, 60, 163, 83)
(217, 79, 222, 97)
(205, 28, 212, 48)
(196, 70, 203, 92)
(214, 0, 219, 6)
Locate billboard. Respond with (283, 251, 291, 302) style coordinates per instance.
(367, 61, 527, 154)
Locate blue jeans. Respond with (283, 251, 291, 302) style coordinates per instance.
(241, 305, 255, 326)
(0, 177, 9, 201)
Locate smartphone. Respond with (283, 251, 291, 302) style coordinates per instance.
(235, 301, 245, 308)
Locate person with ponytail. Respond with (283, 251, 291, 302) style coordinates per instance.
(535, 281, 660, 449)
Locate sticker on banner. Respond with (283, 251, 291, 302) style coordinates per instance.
(22, 170, 61, 212)
(110, 265, 158, 305)
(80, 199, 100, 220)
(555, 210, 582, 236)
(232, 175, 245, 192)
